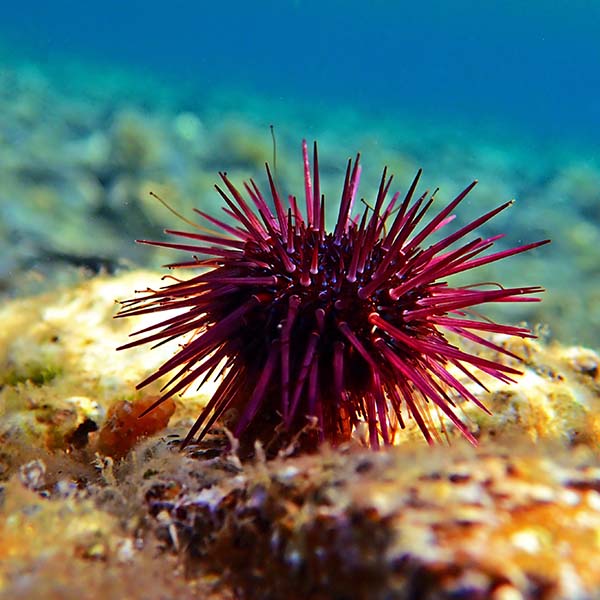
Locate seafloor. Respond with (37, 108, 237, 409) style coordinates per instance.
(2, 273, 600, 600)
(1, 49, 600, 600)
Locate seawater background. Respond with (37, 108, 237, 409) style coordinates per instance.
(0, 1, 599, 345)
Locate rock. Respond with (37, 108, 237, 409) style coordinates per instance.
(2, 273, 600, 598)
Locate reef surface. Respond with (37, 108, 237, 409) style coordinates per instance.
(1, 273, 600, 599)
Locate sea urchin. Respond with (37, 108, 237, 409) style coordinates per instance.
(117, 140, 549, 450)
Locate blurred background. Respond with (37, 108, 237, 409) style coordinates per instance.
(0, 0, 598, 345)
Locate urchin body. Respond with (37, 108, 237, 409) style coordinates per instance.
(118, 140, 548, 450)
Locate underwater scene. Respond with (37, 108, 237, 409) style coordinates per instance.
(1, 2, 600, 599)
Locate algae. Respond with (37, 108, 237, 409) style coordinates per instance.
(1, 272, 600, 599)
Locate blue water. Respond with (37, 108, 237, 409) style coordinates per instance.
(2, 1, 599, 143)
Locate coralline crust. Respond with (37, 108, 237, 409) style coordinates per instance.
(146, 439, 600, 600)
(1, 273, 600, 599)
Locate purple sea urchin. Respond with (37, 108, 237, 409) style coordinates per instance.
(117, 140, 549, 450)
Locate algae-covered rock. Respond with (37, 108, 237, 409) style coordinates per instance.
(0, 272, 209, 466)
(0, 473, 228, 600)
(1, 272, 600, 599)
(146, 439, 600, 600)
